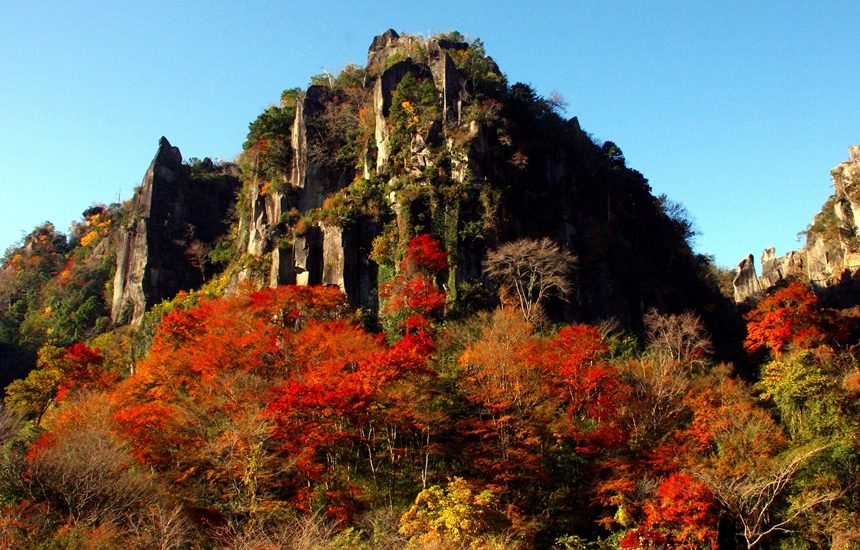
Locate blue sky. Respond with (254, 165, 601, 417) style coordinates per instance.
(1, 1, 858, 269)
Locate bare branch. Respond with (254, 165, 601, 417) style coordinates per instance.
(698, 443, 837, 548)
(484, 238, 576, 324)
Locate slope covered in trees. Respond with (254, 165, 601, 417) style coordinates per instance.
(2, 233, 860, 548)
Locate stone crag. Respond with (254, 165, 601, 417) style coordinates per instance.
(114, 31, 726, 330)
(111, 137, 240, 324)
(733, 146, 860, 302)
(232, 29, 723, 327)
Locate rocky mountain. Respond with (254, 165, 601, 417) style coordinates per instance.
(107, 29, 725, 330)
(733, 146, 860, 302)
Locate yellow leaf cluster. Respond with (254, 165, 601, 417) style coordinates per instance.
(80, 230, 100, 247)
(401, 100, 420, 128)
(88, 212, 111, 230)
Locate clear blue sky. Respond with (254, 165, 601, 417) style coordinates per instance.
(1, 1, 858, 269)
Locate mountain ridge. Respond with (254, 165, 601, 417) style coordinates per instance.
(109, 29, 723, 333)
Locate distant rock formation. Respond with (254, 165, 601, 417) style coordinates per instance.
(111, 138, 239, 324)
(110, 31, 727, 329)
(733, 146, 860, 302)
(233, 30, 724, 326)
(733, 255, 761, 303)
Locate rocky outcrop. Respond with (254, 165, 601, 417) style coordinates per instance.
(112, 138, 239, 324)
(733, 146, 860, 302)
(233, 30, 726, 327)
(111, 137, 182, 324)
(240, 32, 470, 302)
(733, 255, 761, 303)
(366, 29, 405, 72)
(428, 38, 467, 124)
(832, 145, 860, 229)
(373, 59, 427, 169)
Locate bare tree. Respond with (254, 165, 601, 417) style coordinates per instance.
(24, 426, 157, 525)
(484, 238, 576, 324)
(0, 405, 22, 443)
(128, 504, 192, 550)
(20, 396, 158, 526)
(619, 311, 714, 447)
(698, 443, 840, 549)
(186, 239, 211, 281)
(644, 309, 712, 370)
(546, 91, 568, 113)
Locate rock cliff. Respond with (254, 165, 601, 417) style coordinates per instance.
(232, 30, 722, 327)
(109, 31, 725, 328)
(733, 146, 860, 302)
(111, 138, 239, 324)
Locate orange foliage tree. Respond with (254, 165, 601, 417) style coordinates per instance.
(110, 284, 436, 523)
(5, 342, 116, 424)
(457, 308, 629, 526)
(744, 281, 845, 357)
(618, 472, 718, 549)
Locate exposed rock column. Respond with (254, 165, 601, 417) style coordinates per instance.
(111, 137, 182, 324)
(732, 254, 761, 303)
(832, 145, 860, 235)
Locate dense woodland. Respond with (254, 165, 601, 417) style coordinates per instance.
(1, 31, 860, 549)
(2, 226, 859, 549)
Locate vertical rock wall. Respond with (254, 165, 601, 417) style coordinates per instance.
(111, 138, 182, 324)
(733, 146, 860, 301)
(112, 138, 239, 324)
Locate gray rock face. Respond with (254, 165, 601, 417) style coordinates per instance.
(296, 86, 334, 211)
(733, 146, 860, 301)
(373, 59, 423, 169)
(759, 247, 784, 289)
(294, 228, 322, 287)
(317, 221, 379, 308)
(112, 137, 239, 324)
(241, 79, 371, 304)
(733, 254, 761, 303)
(111, 137, 182, 324)
(428, 39, 467, 124)
(367, 29, 402, 70)
(232, 30, 717, 326)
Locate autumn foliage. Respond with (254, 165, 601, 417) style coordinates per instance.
(380, 234, 448, 336)
(744, 281, 845, 356)
(4, 269, 860, 548)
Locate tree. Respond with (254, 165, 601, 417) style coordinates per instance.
(380, 234, 448, 337)
(698, 444, 839, 549)
(620, 311, 713, 446)
(484, 238, 576, 324)
(619, 472, 719, 549)
(541, 324, 628, 455)
(744, 281, 844, 357)
(111, 284, 437, 524)
(21, 394, 158, 526)
(4, 342, 115, 425)
(399, 477, 512, 549)
(185, 239, 210, 281)
(457, 308, 548, 491)
(679, 366, 839, 548)
(643, 309, 712, 370)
